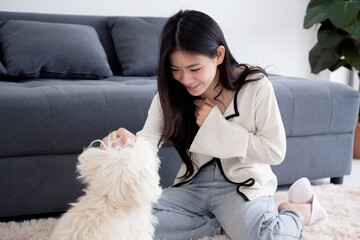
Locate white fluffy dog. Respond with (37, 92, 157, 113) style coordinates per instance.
(50, 137, 162, 240)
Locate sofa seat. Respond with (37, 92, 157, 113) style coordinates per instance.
(0, 76, 157, 157)
(271, 75, 359, 137)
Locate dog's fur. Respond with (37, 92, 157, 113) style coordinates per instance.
(50, 137, 162, 240)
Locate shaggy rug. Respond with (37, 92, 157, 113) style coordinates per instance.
(0, 184, 359, 240)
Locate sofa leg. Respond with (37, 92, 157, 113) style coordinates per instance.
(330, 177, 343, 184)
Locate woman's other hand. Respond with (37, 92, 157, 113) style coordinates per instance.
(194, 98, 216, 127)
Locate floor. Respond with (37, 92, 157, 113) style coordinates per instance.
(277, 158, 360, 192)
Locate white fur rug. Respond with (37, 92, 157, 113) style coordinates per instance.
(1, 184, 359, 240)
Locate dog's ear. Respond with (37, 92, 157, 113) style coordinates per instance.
(77, 147, 109, 185)
(129, 138, 162, 203)
(136, 164, 162, 203)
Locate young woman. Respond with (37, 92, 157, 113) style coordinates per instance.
(102, 10, 327, 240)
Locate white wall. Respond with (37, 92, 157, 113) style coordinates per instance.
(0, 0, 335, 81)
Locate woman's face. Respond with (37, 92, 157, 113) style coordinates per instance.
(169, 49, 221, 97)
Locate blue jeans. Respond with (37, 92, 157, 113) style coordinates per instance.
(153, 161, 303, 240)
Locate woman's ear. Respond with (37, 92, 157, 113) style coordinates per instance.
(216, 45, 225, 65)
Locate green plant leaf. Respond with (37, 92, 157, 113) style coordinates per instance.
(309, 43, 341, 74)
(329, 59, 351, 71)
(328, 1, 359, 29)
(304, 0, 342, 29)
(306, 0, 343, 12)
(344, 16, 360, 37)
(342, 37, 360, 71)
(318, 20, 348, 49)
(304, 4, 330, 29)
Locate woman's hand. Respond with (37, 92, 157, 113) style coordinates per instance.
(194, 98, 216, 127)
(100, 128, 136, 149)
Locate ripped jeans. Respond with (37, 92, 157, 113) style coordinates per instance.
(153, 161, 303, 240)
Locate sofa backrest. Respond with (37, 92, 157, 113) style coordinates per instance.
(0, 11, 122, 75)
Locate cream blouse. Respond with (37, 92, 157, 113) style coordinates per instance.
(137, 74, 286, 200)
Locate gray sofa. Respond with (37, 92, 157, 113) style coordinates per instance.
(0, 11, 358, 219)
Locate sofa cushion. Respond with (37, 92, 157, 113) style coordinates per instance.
(0, 20, 113, 80)
(0, 77, 157, 157)
(107, 16, 167, 76)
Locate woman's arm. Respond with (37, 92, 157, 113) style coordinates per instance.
(136, 93, 164, 152)
(189, 77, 286, 165)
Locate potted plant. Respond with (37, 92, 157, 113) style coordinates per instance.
(304, 0, 360, 76)
(304, 0, 360, 158)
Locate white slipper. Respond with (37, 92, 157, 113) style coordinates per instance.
(288, 177, 328, 225)
(309, 194, 328, 225)
(288, 177, 313, 204)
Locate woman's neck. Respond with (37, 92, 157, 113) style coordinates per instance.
(200, 70, 222, 100)
(200, 71, 236, 114)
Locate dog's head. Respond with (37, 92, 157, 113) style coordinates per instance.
(77, 137, 162, 207)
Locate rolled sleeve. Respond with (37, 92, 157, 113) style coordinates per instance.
(189, 77, 286, 165)
(189, 105, 249, 159)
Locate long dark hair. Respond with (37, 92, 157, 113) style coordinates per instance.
(157, 10, 267, 179)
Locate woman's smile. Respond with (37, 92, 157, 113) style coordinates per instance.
(186, 83, 201, 91)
